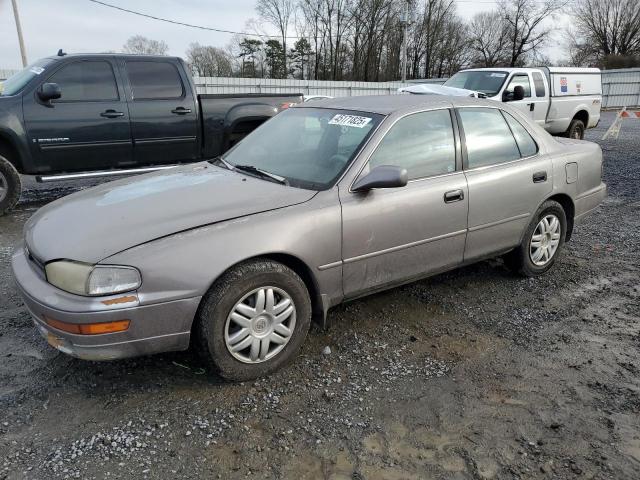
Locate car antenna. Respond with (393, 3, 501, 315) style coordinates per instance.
(57, 49, 67, 57)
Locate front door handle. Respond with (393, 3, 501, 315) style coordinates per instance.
(528, 103, 535, 111)
(444, 189, 464, 203)
(171, 107, 192, 115)
(533, 171, 547, 183)
(100, 109, 124, 118)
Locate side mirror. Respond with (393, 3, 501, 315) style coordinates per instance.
(512, 85, 525, 101)
(37, 83, 61, 104)
(352, 165, 408, 192)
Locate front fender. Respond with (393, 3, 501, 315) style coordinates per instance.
(0, 96, 31, 172)
(102, 189, 344, 324)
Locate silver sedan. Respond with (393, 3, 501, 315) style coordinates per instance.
(12, 95, 606, 380)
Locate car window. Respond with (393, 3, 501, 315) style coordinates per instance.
(126, 61, 184, 99)
(505, 74, 531, 98)
(368, 109, 456, 180)
(503, 111, 538, 157)
(459, 108, 521, 169)
(48, 61, 118, 102)
(532, 72, 546, 97)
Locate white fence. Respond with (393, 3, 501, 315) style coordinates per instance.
(2, 67, 639, 107)
(193, 76, 417, 97)
(601, 68, 640, 109)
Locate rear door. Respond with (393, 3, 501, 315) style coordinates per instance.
(123, 59, 199, 165)
(23, 58, 132, 172)
(457, 106, 552, 261)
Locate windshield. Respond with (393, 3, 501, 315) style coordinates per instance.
(444, 71, 508, 97)
(222, 108, 382, 190)
(0, 59, 53, 96)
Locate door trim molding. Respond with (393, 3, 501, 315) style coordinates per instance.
(39, 140, 132, 151)
(468, 212, 530, 232)
(342, 229, 467, 265)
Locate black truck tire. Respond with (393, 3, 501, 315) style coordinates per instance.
(0, 155, 21, 216)
(566, 119, 585, 140)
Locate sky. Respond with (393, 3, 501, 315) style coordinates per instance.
(0, 0, 569, 71)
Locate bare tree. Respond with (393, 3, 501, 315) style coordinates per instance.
(499, 0, 564, 67)
(571, 0, 640, 67)
(256, 0, 296, 77)
(468, 11, 510, 67)
(186, 43, 233, 77)
(122, 35, 169, 55)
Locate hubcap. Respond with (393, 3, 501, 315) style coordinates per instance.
(529, 214, 561, 266)
(224, 286, 296, 364)
(0, 171, 7, 203)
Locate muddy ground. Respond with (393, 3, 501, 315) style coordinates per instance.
(1, 112, 639, 480)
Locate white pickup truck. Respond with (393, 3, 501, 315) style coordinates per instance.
(400, 67, 602, 139)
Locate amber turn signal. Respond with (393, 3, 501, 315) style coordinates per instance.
(44, 316, 130, 335)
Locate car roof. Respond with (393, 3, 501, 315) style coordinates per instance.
(295, 94, 507, 115)
(45, 53, 182, 62)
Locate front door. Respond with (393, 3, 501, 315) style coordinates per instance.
(457, 107, 553, 261)
(340, 108, 468, 298)
(23, 58, 132, 172)
(502, 73, 536, 121)
(123, 59, 199, 165)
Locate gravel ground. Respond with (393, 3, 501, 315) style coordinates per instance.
(1, 111, 639, 479)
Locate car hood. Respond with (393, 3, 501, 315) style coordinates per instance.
(25, 162, 317, 263)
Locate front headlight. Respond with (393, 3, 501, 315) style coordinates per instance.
(45, 261, 141, 296)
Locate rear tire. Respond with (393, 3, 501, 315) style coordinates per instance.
(505, 200, 567, 277)
(0, 155, 21, 216)
(195, 259, 312, 381)
(566, 119, 585, 140)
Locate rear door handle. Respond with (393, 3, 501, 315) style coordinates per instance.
(528, 103, 535, 111)
(171, 107, 192, 115)
(533, 171, 547, 183)
(100, 109, 124, 118)
(444, 189, 464, 203)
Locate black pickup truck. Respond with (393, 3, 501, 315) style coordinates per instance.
(0, 52, 302, 214)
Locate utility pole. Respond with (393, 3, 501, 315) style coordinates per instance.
(11, 0, 28, 67)
(400, 0, 409, 83)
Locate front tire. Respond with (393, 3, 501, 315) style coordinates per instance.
(506, 200, 567, 277)
(0, 155, 21, 216)
(195, 259, 312, 381)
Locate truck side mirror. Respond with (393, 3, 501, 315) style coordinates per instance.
(512, 85, 525, 101)
(37, 83, 61, 105)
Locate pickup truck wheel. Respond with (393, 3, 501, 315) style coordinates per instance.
(505, 200, 567, 277)
(0, 155, 21, 216)
(195, 259, 312, 381)
(567, 119, 585, 140)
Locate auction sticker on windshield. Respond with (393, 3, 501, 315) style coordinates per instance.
(329, 114, 372, 128)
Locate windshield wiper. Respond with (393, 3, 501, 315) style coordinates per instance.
(208, 156, 234, 170)
(234, 164, 289, 186)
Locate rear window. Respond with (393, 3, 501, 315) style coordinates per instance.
(126, 61, 184, 99)
(532, 72, 546, 97)
(459, 108, 521, 169)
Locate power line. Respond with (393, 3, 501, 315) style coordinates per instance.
(87, 0, 294, 39)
